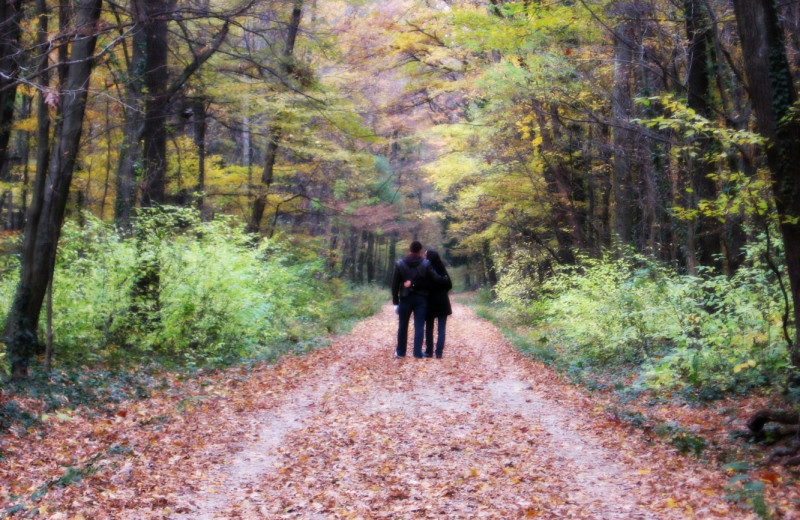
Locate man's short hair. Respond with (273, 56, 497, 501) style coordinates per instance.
(409, 240, 423, 253)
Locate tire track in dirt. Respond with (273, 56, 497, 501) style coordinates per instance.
(166, 302, 736, 519)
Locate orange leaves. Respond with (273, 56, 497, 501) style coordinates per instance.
(2, 303, 788, 518)
(758, 470, 781, 485)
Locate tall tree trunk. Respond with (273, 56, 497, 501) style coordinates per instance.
(611, 16, 635, 245)
(100, 87, 112, 219)
(4, 0, 103, 379)
(247, 0, 303, 234)
(685, 0, 722, 272)
(731, 0, 800, 367)
(0, 0, 23, 178)
(192, 97, 208, 217)
(247, 126, 282, 233)
(242, 113, 251, 170)
(385, 236, 397, 286)
(0, 191, 8, 229)
(349, 228, 357, 283)
(533, 101, 583, 263)
(113, 0, 148, 229)
(140, 0, 171, 206)
(366, 231, 376, 283)
(356, 230, 367, 284)
(31, 0, 51, 227)
(482, 240, 497, 286)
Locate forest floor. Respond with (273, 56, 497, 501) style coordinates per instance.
(2, 302, 799, 519)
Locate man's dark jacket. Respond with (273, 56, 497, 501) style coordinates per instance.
(391, 254, 448, 305)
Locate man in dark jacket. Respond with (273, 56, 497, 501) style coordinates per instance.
(391, 240, 448, 358)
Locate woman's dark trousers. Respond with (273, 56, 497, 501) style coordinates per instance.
(424, 314, 448, 358)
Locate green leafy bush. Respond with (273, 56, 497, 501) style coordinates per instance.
(496, 237, 793, 396)
(1, 208, 382, 370)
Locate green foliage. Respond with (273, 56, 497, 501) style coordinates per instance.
(655, 422, 707, 456)
(3, 367, 159, 422)
(1, 208, 382, 371)
(495, 236, 793, 397)
(635, 94, 774, 223)
(724, 462, 773, 519)
(0, 400, 39, 434)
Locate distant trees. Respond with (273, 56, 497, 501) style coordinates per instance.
(363, 0, 800, 371)
(1, 0, 412, 378)
(380, 0, 795, 276)
(3, 0, 800, 378)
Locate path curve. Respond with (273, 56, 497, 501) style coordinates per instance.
(154, 302, 735, 519)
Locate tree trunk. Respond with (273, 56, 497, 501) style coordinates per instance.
(731, 0, 800, 367)
(247, 126, 282, 233)
(114, 0, 148, 229)
(8, 95, 33, 230)
(385, 236, 397, 286)
(685, 0, 722, 272)
(100, 88, 112, 219)
(532, 101, 582, 263)
(366, 232, 376, 283)
(611, 17, 635, 245)
(140, 0, 171, 207)
(192, 97, 208, 217)
(0, 0, 23, 178)
(114, 0, 226, 226)
(482, 240, 497, 286)
(355, 230, 366, 284)
(4, 0, 103, 379)
(349, 228, 357, 283)
(247, 0, 303, 234)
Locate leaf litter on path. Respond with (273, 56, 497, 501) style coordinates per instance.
(2, 303, 755, 519)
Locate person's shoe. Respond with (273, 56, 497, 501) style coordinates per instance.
(435, 353, 443, 359)
(424, 352, 433, 358)
(395, 352, 405, 358)
(413, 354, 424, 359)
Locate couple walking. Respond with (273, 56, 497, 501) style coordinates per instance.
(391, 240, 453, 359)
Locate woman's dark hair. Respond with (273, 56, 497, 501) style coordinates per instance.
(425, 249, 445, 274)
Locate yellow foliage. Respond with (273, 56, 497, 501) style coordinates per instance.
(13, 116, 38, 133)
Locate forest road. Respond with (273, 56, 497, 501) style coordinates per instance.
(163, 302, 736, 520)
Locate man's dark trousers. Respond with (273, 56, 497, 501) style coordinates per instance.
(397, 292, 427, 358)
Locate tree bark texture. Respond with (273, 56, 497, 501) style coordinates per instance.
(4, 0, 103, 379)
(0, 0, 22, 178)
(248, 0, 303, 234)
(611, 18, 635, 245)
(684, 0, 722, 271)
(140, 0, 172, 207)
(732, 0, 800, 367)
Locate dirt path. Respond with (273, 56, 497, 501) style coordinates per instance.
(147, 303, 737, 520)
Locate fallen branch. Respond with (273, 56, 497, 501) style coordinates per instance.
(748, 409, 800, 466)
(748, 409, 800, 433)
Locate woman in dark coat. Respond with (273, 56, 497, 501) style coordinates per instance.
(423, 249, 453, 358)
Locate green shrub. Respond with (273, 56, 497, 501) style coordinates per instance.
(496, 236, 793, 396)
(1, 208, 382, 371)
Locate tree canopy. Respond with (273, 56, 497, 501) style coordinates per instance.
(0, 0, 798, 382)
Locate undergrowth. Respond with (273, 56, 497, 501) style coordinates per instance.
(466, 235, 795, 518)
(488, 236, 793, 399)
(1, 208, 383, 370)
(0, 208, 384, 432)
